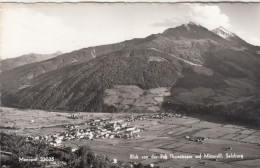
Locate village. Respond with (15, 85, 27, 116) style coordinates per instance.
(26, 118, 141, 147)
(2, 107, 260, 168)
(26, 113, 184, 147)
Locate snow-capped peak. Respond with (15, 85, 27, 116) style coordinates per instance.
(212, 26, 235, 39)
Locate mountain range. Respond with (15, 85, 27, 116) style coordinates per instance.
(1, 51, 62, 72)
(1, 22, 260, 122)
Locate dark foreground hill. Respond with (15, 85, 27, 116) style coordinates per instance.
(1, 22, 260, 122)
(1, 133, 120, 168)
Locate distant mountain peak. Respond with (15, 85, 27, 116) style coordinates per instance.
(181, 22, 201, 31)
(1, 51, 63, 71)
(212, 26, 235, 39)
(163, 22, 203, 34)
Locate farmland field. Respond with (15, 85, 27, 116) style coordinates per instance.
(1, 107, 260, 168)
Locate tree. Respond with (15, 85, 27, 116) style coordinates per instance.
(135, 163, 145, 168)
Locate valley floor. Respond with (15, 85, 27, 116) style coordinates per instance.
(1, 107, 260, 168)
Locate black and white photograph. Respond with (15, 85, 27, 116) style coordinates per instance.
(0, 2, 260, 168)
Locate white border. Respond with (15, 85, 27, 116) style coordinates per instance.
(0, 0, 260, 3)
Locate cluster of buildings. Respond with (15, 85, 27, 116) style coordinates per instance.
(26, 118, 142, 146)
(124, 114, 147, 122)
(185, 135, 209, 143)
(124, 113, 182, 122)
(152, 113, 182, 119)
(25, 113, 184, 147)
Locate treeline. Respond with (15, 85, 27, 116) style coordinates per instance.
(0, 133, 117, 168)
(161, 101, 260, 127)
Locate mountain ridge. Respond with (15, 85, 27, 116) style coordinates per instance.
(1, 23, 260, 120)
(1, 51, 62, 72)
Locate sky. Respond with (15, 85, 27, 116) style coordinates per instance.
(1, 3, 260, 59)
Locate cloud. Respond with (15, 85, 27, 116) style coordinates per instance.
(152, 4, 230, 30)
(1, 7, 93, 59)
(189, 4, 231, 29)
(2, 4, 257, 59)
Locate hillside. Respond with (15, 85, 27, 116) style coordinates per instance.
(0, 23, 230, 92)
(1, 23, 260, 120)
(0, 44, 122, 91)
(2, 48, 184, 111)
(0, 34, 169, 92)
